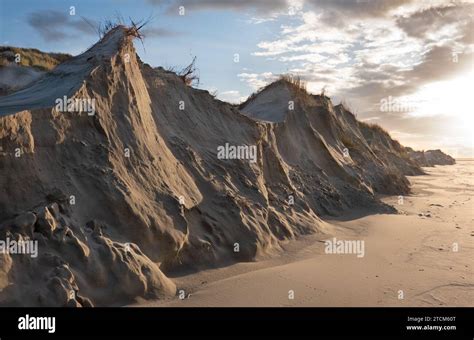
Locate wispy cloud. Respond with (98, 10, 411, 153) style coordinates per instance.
(148, 0, 291, 14)
(239, 0, 473, 155)
(27, 10, 97, 41)
(27, 10, 181, 43)
(142, 27, 183, 38)
(217, 90, 247, 104)
(250, 1, 473, 113)
(238, 72, 278, 91)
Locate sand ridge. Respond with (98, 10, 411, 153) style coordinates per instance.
(0, 26, 460, 306)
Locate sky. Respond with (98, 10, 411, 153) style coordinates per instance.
(0, 0, 473, 157)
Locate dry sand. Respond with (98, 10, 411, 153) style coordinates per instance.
(137, 161, 473, 307)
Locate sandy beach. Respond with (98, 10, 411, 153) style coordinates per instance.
(136, 160, 474, 307)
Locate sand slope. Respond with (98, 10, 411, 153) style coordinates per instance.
(142, 161, 473, 307)
(0, 26, 459, 306)
(242, 80, 423, 199)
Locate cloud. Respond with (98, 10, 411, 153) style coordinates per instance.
(27, 10, 97, 41)
(217, 90, 247, 104)
(27, 10, 182, 42)
(301, 0, 415, 27)
(396, 3, 474, 41)
(307, 0, 413, 15)
(147, 0, 417, 28)
(346, 44, 473, 110)
(142, 27, 183, 38)
(148, 0, 291, 14)
(252, 12, 355, 58)
(396, 3, 474, 48)
(150, 0, 413, 17)
(27, 10, 70, 41)
(245, 0, 473, 156)
(238, 72, 278, 91)
(252, 0, 473, 110)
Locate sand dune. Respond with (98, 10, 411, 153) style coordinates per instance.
(0, 26, 461, 307)
(139, 161, 473, 307)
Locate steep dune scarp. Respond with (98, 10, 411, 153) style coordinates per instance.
(0, 27, 324, 306)
(0, 27, 455, 306)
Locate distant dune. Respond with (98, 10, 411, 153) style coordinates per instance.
(0, 47, 71, 96)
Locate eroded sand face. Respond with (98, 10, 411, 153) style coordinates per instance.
(0, 26, 464, 307)
(141, 161, 473, 307)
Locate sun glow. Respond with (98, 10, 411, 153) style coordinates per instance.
(406, 71, 473, 121)
(401, 68, 474, 157)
